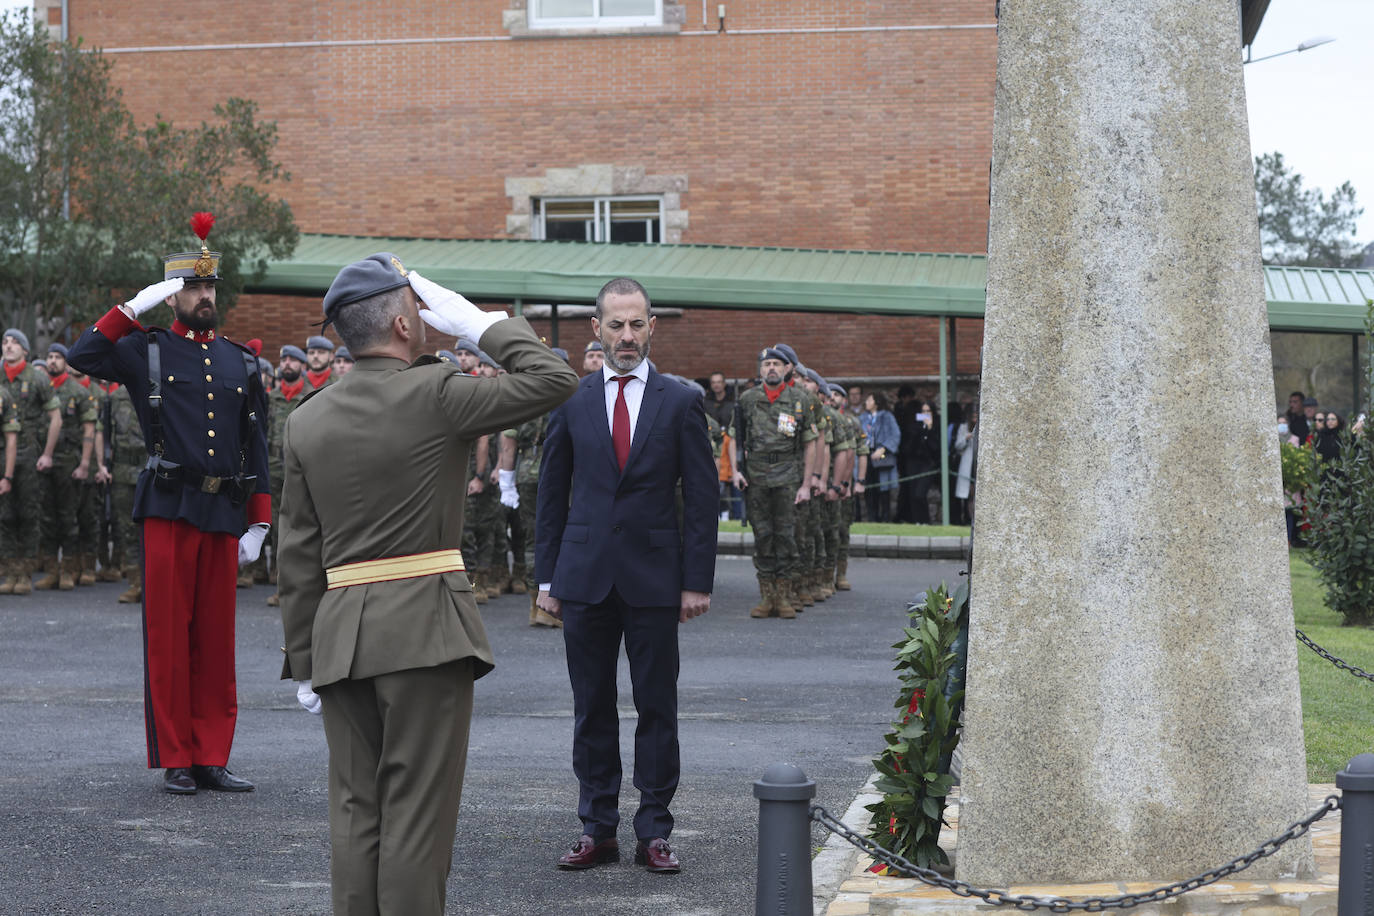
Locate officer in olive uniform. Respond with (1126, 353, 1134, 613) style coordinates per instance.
(730, 347, 816, 618)
(34, 343, 97, 590)
(107, 382, 146, 603)
(277, 254, 576, 914)
(304, 334, 335, 390)
(0, 329, 62, 595)
(261, 344, 313, 603)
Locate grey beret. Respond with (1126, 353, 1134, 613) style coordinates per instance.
(806, 368, 827, 390)
(829, 383, 847, 397)
(48, 342, 68, 358)
(306, 335, 335, 352)
(435, 349, 457, 363)
(774, 342, 800, 366)
(585, 340, 604, 352)
(4, 328, 29, 352)
(322, 252, 412, 323)
(257, 357, 274, 374)
(279, 344, 307, 362)
(551, 347, 569, 361)
(759, 346, 788, 364)
(334, 346, 353, 362)
(454, 337, 480, 355)
(476, 349, 499, 370)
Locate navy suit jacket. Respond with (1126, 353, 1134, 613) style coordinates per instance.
(535, 367, 718, 607)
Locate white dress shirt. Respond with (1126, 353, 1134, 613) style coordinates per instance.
(602, 359, 649, 440)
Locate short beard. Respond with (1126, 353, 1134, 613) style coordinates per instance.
(45, 363, 62, 377)
(606, 339, 650, 373)
(280, 367, 300, 382)
(175, 298, 219, 332)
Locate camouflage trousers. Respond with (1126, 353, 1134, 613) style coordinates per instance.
(517, 481, 538, 590)
(837, 494, 854, 565)
(818, 494, 840, 571)
(110, 481, 140, 569)
(1, 451, 43, 559)
(465, 486, 502, 570)
(746, 483, 798, 578)
(76, 481, 103, 557)
(793, 492, 816, 574)
(38, 463, 80, 556)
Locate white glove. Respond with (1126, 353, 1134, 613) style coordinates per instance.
(295, 681, 322, 716)
(125, 278, 184, 317)
(498, 469, 519, 509)
(408, 271, 507, 342)
(238, 522, 269, 566)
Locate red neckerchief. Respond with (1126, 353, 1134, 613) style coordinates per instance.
(785, 376, 796, 387)
(763, 382, 785, 404)
(4, 359, 26, 383)
(77, 376, 91, 388)
(49, 371, 69, 389)
(104, 382, 120, 393)
(306, 368, 331, 389)
(169, 319, 216, 343)
(279, 378, 306, 402)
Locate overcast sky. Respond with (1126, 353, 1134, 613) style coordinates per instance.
(4, 1, 1371, 246)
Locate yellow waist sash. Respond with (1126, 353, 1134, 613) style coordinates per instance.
(325, 549, 466, 590)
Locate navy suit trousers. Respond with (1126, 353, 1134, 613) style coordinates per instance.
(561, 587, 680, 842)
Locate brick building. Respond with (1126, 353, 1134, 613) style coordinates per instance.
(36, 0, 996, 391)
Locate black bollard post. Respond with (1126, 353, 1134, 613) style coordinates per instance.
(1337, 753, 1374, 916)
(755, 762, 816, 916)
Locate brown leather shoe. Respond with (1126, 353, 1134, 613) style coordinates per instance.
(557, 834, 619, 870)
(634, 837, 681, 873)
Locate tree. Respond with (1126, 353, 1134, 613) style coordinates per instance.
(0, 11, 297, 344)
(1254, 151, 1364, 268)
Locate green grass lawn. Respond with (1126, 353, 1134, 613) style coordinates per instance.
(1290, 550, 1374, 782)
(718, 520, 972, 538)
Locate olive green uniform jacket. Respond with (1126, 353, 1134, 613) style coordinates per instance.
(277, 318, 577, 688)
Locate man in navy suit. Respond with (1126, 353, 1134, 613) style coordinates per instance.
(536, 277, 717, 875)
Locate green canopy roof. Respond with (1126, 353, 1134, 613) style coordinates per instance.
(252, 235, 1374, 332)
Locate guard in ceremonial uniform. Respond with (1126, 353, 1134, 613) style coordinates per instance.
(67, 213, 271, 795)
(277, 254, 576, 915)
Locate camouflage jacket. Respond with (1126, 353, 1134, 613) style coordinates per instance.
(109, 385, 147, 486)
(51, 374, 98, 464)
(510, 413, 548, 488)
(1, 362, 60, 455)
(730, 383, 816, 487)
(267, 379, 314, 477)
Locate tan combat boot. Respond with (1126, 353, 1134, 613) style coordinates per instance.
(266, 592, 280, 607)
(776, 578, 797, 619)
(34, 555, 60, 591)
(117, 566, 142, 604)
(835, 558, 851, 591)
(793, 575, 812, 609)
(0, 559, 17, 594)
(470, 571, 488, 605)
(58, 555, 77, 591)
(79, 554, 97, 586)
(750, 578, 773, 618)
(96, 557, 122, 583)
(237, 566, 255, 588)
(13, 558, 34, 595)
(510, 563, 528, 595)
(815, 569, 834, 600)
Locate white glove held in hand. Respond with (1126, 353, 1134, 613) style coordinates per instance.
(498, 469, 519, 509)
(125, 278, 184, 317)
(408, 271, 507, 342)
(238, 523, 269, 566)
(296, 681, 322, 716)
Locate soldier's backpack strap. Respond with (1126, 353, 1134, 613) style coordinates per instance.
(146, 331, 165, 456)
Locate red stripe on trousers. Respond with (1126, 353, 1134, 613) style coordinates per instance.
(140, 517, 239, 768)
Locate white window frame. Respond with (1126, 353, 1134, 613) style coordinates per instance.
(535, 195, 665, 244)
(528, 0, 663, 30)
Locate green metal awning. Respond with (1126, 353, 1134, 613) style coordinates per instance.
(251, 234, 1374, 332)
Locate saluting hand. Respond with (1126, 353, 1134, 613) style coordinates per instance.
(408, 271, 507, 342)
(123, 277, 185, 318)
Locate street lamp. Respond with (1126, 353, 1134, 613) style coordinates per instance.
(1244, 35, 1336, 64)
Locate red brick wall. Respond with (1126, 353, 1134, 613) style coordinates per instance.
(75, 0, 996, 380)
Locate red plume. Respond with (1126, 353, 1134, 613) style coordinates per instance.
(190, 212, 215, 241)
(246, 338, 263, 357)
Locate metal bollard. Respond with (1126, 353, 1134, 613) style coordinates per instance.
(1337, 753, 1374, 916)
(755, 762, 816, 916)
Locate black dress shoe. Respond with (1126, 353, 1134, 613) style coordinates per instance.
(557, 834, 619, 870)
(191, 765, 255, 792)
(163, 767, 197, 794)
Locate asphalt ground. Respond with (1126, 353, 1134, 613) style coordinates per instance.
(0, 555, 965, 916)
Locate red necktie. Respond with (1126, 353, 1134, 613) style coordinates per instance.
(612, 375, 632, 470)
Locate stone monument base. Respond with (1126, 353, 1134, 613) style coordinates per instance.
(821, 787, 1340, 916)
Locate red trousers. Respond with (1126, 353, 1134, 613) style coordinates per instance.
(140, 517, 239, 769)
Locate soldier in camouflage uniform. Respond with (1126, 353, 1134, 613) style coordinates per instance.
(830, 383, 865, 591)
(0, 389, 21, 564)
(107, 383, 146, 602)
(0, 330, 62, 595)
(303, 334, 335, 390)
(804, 369, 842, 602)
(34, 344, 98, 590)
(774, 343, 826, 611)
(68, 361, 109, 585)
(500, 412, 561, 626)
(262, 344, 312, 604)
(462, 433, 491, 604)
(729, 347, 816, 618)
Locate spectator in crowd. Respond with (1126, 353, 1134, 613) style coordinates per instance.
(861, 392, 899, 522)
(893, 385, 920, 522)
(846, 385, 863, 416)
(903, 398, 942, 523)
(953, 405, 979, 525)
(1314, 410, 1343, 463)
(703, 371, 734, 429)
(1284, 391, 1309, 442)
(1302, 398, 1320, 441)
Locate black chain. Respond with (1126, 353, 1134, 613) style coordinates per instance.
(1296, 628, 1374, 682)
(811, 795, 1339, 911)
